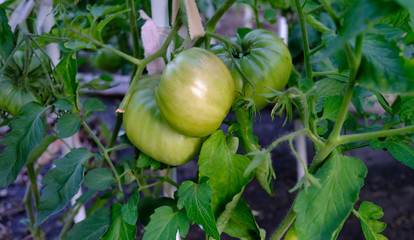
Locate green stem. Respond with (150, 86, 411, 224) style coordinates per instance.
(193, 0, 237, 47)
(27, 163, 40, 207)
(69, 28, 141, 65)
(28, 34, 69, 41)
(270, 206, 297, 240)
(309, 43, 325, 55)
(58, 204, 81, 240)
(149, 175, 180, 188)
(22, 39, 31, 86)
(109, 113, 123, 148)
(81, 120, 124, 198)
(119, 20, 181, 111)
(29, 44, 58, 98)
(126, 0, 140, 80)
(313, 70, 348, 77)
(204, 31, 243, 52)
(295, 0, 312, 80)
(107, 143, 130, 153)
(23, 182, 35, 228)
(339, 125, 414, 145)
(320, 0, 340, 28)
(253, 0, 261, 28)
(266, 129, 307, 154)
(0, 39, 24, 76)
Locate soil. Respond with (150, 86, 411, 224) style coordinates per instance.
(1, 100, 413, 240)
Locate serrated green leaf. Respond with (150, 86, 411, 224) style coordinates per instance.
(224, 198, 265, 240)
(90, 5, 121, 19)
(84, 168, 114, 190)
(293, 153, 367, 240)
(322, 96, 343, 121)
(226, 134, 239, 154)
(0, 102, 45, 188)
(215, 189, 243, 235)
(358, 33, 414, 94)
(86, 191, 116, 217)
(198, 130, 252, 217)
(97, 9, 129, 34)
(121, 189, 140, 226)
(63, 207, 111, 240)
(370, 136, 414, 170)
(101, 203, 136, 240)
(314, 78, 346, 113)
(27, 135, 58, 164)
(82, 98, 106, 119)
(35, 148, 93, 226)
(398, 96, 414, 124)
(0, 7, 15, 60)
(138, 197, 177, 226)
(76, 190, 96, 204)
(53, 52, 80, 112)
(143, 206, 189, 240)
(54, 98, 74, 111)
(354, 201, 388, 240)
(177, 178, 219, 239)
(57, 113, 81, 138)
(395, 0, 414, 31)
(319, 0, 401, 58)
(136, 152, 161, 171)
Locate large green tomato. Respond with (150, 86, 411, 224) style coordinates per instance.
(155, 48, 235, 137)
(123, 75, 202, 166)
(0, 81, 37, 116)
(212, 29, 292, 110)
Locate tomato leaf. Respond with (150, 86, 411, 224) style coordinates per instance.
(0, 102, 45, 188)
(53, 52, 80, 112)
(84, 168, 114, 191)
(223, 199, 265, 240)
(82, 98, 106, 119)
(370, 136, 414, 170)
(397, 96, 414, 124)
(198, 130, 252, 217)
(137, 197, 177, 226)
(0, 7, 15, 60)
(354, 201, 388, 240)
(121, 189, 140, 226)
(314, 77, 346, 113)
(101, 202, 136, 240)
(143, 206, 190, 240)
(27, 135, 58, 164)
(321, 96, 343, 121)
(54, 98, 75, 111)
(63, 207, 111, 240)
(57, 113, 81, 138)
(35, 148, 93, 227)
(177, 178, 219, 239)
(395, 0, 414, 31)
(318, 0, 401, 59)
(358, 33, 414, 94)
(293, 153, 367, 240)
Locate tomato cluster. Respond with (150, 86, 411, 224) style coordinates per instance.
(124, 30, 292, 165)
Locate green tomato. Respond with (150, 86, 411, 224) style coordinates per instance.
(212, 29, 292, 110)
(0, 81, 38, 116)
(123, 75, 202, 166)
(284, 224, 298, 240)
(90, 49, 123, 73)
(155, 48, 235, 137)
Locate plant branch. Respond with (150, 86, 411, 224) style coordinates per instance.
(320, 0, 340, 28)
(193, 0, 237, 47)
(109, 113, 123, 148)
(313, 70, 348, 77)
(295, 0, 312, 80)
(309, 43, 325, 55)
(204, 31, 243, 52)
(270, 206, 296, 240)
(81, 120, 124, 198)
(339, 125, 414, 145)
(126, 0, 140, 80)
(266, 129, 307, 154)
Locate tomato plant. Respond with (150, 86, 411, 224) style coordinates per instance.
(1, 0, 414, 240)
(212, 29, 292, 110)
(155, 47, 235, 137)
(123, 74, 202, 166)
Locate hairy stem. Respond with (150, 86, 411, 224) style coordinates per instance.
(266, 129, 307, 154)
(126, 0, 140, 80)
(270, 206, 297, 240)
(204, 31, 243, 52)
(295, 0, 312, 80)
(193, 0, 237, 47)
(339, 125, 414, 145)
(81, 120, 124, 198)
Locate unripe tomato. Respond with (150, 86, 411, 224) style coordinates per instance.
(90, 49, 123, 73)
(155, 48, 235, 137)
(285, 225, 299, 240)
(0, 81, 38, 116)
(123, 75, 202, 166)
(212, 29, 292, 110)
